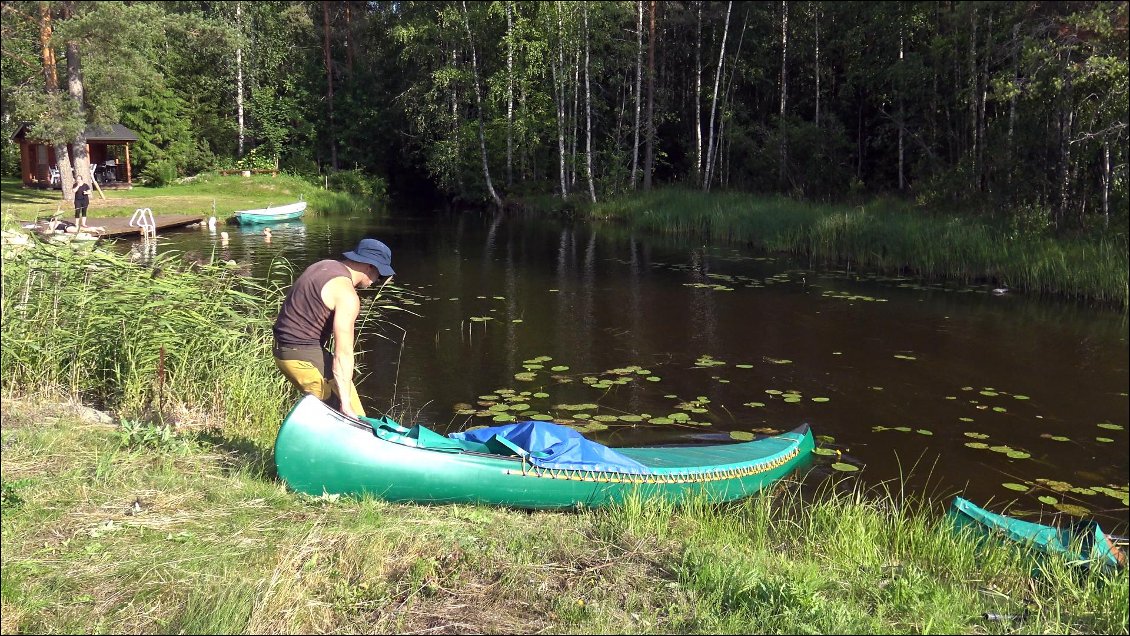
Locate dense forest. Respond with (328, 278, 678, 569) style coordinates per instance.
(2, 1, 1127, 233)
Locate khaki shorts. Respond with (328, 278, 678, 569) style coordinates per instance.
(274, 346, 365, 418)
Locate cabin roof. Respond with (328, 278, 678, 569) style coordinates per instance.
(10, 121, 139, 143)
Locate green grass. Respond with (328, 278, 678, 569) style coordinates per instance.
(584, 189, 1130, 307)
(2, 398, 1126, 634)
(0, 173, 380, 224)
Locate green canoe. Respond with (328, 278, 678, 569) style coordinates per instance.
(274, 394, 816, 509)
(947, 497, 1126, 572)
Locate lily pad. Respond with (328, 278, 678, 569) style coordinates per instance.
(1053, 503, 1091, 515)
(1096, 437, 1114, 443)
(964, 432, 989, 439)
(743, 402, 766, 408)
(831, 462, 859, 472)
(550, 366, 570, 372)
(811, 397, 830, 403)
(812, 447, 839, 456)
(729, 431, 755, 441)
(1038, 496, 1058, 505)
(514, 372, 537, 382)
(1001, 482, 1028, 492)
(964, 442, 988, 449)
(916, 429, 933, 436)
(1097, 422, 1124, 431)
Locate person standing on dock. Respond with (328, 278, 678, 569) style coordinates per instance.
(272, 239, 395, 419)
(72, 178, 90, 229)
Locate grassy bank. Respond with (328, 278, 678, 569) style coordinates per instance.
(2, 396, 1126, 634)
(0, 173, 378, 225)
(575, 189, 1129, 308)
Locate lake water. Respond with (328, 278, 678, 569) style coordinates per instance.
(115, 207, 1130, 530)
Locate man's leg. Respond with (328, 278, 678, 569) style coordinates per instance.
(274, 357, 331, 400)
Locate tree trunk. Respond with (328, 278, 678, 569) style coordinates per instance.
(1102, 141, 1110, 228)
(630, 0, 643, 189)
(451, 44, 463, 194)
(506, 1, 514, 187)
(814, 1, 820, 128)
(554, 4, 567, 198)
(1007, 23, 1019, 186)
(718, 8, 748, 190)
(38, 3, 74, 202)
(977, 13, 990, 191)
(694, 1, 703, 180)
(322, 1, 337, 170)
(236, 1, 245, 158)
(778, 0, 789, 188)
(703, 1, 731, 191)
(460, 1, 503, 208)
(1057, 58, 1073, 229)
(583, 2, 596, 203)
(63, 15, 90, 194)
(968, 8, 977, 189)
(343, 0, 353, 75)
(571, 47, 580, 187)
(898, 14, 904, 192)
(642, 0, 656, 191)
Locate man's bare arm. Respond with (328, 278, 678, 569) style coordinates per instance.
(329, 281, 362, 418)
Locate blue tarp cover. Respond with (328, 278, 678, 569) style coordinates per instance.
(449, 420, 652, 473)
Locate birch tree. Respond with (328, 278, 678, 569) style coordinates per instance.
(505, 0, 514, 187)
(460, 0, 502, 207)
(630, 0, 643, 189)
(236, 1, 244, 157)
(703, 1, 730, 192)
(321, 0, 337, 169)
(583, 1, 595, 203)
(642, 0, 656, 191)
(778, 0, 788, 188)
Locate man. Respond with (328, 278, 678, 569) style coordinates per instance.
(273, 238, 395, 418)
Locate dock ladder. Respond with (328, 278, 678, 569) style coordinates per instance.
(129, 208, 156, 240)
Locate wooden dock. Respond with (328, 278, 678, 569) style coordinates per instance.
(26, 214, 206, 239)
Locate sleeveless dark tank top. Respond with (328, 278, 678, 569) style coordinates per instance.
(273, 260, 351, 348)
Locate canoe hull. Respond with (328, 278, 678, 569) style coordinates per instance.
(234, 201, 306, 224)
(275, 395, 815, 509)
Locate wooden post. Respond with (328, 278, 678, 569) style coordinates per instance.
(124, 143, 132, 186)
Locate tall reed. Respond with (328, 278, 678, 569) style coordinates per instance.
(1, 238, 291, 442)
(590, 189, 1129, 307)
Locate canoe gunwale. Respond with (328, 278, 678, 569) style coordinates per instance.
(303, 396, 810, 477)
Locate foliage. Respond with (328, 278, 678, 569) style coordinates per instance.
(119, 87, 210, 176)
(327, 168, 388, 201)
(140, 159, 178, 186)
(1, 1, 1126, 233)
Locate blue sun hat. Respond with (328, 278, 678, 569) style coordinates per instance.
(343, 238, 395, 277)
